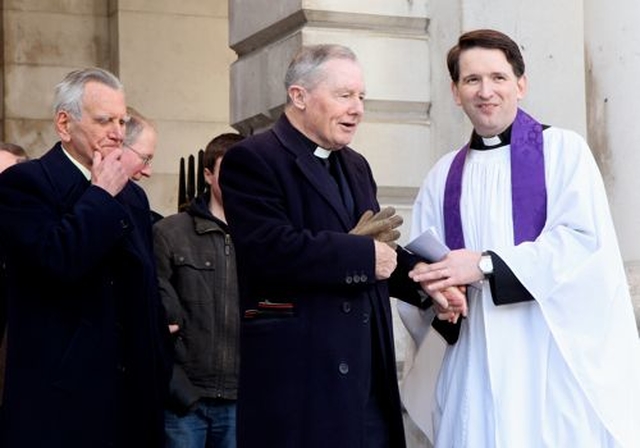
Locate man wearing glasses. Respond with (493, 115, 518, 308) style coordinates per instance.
(123, 106, 156, 181)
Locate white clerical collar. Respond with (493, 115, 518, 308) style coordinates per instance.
(313, 147, 332, 159)
(61, 144, 91, 180)
(481, 135, 503, 147)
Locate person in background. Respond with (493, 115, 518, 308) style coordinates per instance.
(0, 142, 28, 173)
(218, 44, 458, 448)
(401, 29, 640, 447)
(123, 106, 156, 181)
(154, 132, 244, 448)
(0, 141, 28, 409)
(0, 67, 171, 448)
(123, 106, 163, 223)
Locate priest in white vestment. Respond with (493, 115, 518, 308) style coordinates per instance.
(399, 29, 640, 448)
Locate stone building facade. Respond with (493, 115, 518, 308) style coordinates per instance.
(2, 0, 640, 446)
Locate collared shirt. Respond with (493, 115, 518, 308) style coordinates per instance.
(61, 144, 91, 180)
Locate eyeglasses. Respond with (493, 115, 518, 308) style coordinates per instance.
(124, 143, 153, 166)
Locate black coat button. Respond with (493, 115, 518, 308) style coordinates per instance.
(345, 275, 353, 284)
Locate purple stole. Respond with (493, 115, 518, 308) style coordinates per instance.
(443, 108, 547, 249)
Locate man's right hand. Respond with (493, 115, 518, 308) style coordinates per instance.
(91, 149, 128, 196)
(374, 240, 397, 280)
(350, 206, 403, 248)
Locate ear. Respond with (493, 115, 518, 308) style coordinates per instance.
(55, 111, 72, 142)
(288, 85, 306, 110)
(451, 81, 462, 106)
(203, 167, 215, 186)
(516, 74, 528, 100)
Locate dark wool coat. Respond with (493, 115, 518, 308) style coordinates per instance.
(0, 144, 171, 448)
(219, 115, 425, 448)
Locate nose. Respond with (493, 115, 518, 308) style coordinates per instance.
(141, 165, 153, 178)
(477, 80, 494, 99)
(111, 120, 126, 142)
(350, 97, 365, 116)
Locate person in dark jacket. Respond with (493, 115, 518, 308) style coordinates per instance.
(0, 142, 29, 409)
(219, 44, 459, 448)
(154, 132, 244, 448)
(0, 67, 171, 448)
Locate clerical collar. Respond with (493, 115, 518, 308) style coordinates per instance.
(286, 117, 330, 158)
(470, 126, 512, 150)
(313, 147, 332, 159)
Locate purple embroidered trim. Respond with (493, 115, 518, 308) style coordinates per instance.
(444, 108, 546, 249)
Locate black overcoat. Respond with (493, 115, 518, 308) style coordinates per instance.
(0, 143, 171, 448)
(220, 115, 424, 448)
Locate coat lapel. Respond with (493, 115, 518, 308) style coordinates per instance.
(39, 144, 91, 211)
(272, 117, 353, 229)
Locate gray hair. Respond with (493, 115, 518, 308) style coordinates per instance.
(284, 44, 358, 104)
(124, 106, 155, 146)
(53, 67, 124, 120)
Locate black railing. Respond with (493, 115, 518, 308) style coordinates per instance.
(177, 149, 205, 212)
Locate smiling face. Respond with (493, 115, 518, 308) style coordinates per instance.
(452, 47, 527, 137)
(56, 81, 127, 168)
(289, 58, 365, 149)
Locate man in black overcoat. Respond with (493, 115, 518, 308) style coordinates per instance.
(0, 67, 171, 448)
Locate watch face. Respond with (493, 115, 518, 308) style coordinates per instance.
(480, 256, 493, 274)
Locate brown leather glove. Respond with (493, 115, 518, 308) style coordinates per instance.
(349, 206, 403, 248)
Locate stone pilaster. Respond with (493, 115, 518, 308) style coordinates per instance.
(584, 0, 640, 327)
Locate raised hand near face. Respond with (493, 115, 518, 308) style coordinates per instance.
(91, 149, 129, 196)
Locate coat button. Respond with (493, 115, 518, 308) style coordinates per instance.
(338, 362, 349, 374)
(360, 274, 368, 283)
(345, 275, 353, 284)
(362, 313, 370, 324)
(342, 301, 352, 313)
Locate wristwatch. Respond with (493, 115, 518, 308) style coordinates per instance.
(478, 251, 494, 278)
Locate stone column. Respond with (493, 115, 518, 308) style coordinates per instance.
(115, 0, 236, 216)
(428, 0, 587, 152)
(584, 0, 640, 323)
(1, 0, 111, 154)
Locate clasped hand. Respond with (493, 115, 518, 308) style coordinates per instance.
(408, 249, 484, 323)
